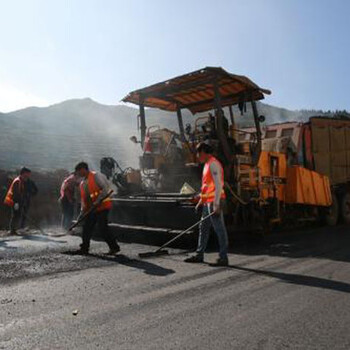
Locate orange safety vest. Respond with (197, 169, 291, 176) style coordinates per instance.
(200, 156, 226, 204)
(4, 176, 23, 207)
(80, 171, 112, 212)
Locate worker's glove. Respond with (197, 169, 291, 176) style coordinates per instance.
(195, 200, 203, 213)
(13, 203, 19, 211)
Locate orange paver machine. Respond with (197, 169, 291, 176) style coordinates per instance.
(110, 67, 333, 235)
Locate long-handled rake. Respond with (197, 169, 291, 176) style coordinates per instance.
(138, 212, 215, 258)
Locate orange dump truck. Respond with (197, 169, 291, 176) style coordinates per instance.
(240, 116, 350, 228)
(298, 117, 350, 225)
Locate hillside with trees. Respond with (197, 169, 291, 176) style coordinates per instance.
(0, 98, 348, 172)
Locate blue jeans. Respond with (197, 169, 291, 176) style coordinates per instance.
(196, 203, 229, 259)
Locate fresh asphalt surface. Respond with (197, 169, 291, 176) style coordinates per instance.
(1, 225, 350, 349)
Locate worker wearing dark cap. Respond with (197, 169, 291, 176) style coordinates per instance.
(74, 161, 120, 255)
(4, 167, 38, 234)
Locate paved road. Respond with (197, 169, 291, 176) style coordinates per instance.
(1, 225, 350, 349)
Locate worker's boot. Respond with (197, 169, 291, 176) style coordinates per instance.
(184, 254, 204, 263)
(106, 243, 121, 255)
(10, 229, 17, 236)
(75, 243, 89, 255)
(211, 257, 229, 267)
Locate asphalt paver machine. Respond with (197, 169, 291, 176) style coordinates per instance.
(108, 67, 332, 237)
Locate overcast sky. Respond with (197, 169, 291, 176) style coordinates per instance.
(0, 0, 349, 112)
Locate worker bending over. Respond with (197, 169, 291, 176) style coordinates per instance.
(185, 143, 229, 266)
(59, 173, 80, 230)
(74, 162, 120, 255)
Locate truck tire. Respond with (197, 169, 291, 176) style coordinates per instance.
(341, 192, 350, 225)
(326, 193, 339, 226)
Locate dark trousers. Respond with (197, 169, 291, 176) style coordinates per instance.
(20, 205, 29, 228)
(60, 197, 74, 230)
(81, 210, 118, 251)
(9, 205, 30, 232)
(9, 208, 21, 232)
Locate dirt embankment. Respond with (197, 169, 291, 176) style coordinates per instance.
(0, 169, 69, 230)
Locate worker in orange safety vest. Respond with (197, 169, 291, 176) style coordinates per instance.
(4, 167, 37, 234)
(184, 142, 229, 266)
(74, 162, 120, 255)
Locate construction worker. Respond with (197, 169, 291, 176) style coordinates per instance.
(4, 167, 38, 234)
(74, 162, 120, 255)
(59, 173, 80, 230)
(185, 143, 229, 266)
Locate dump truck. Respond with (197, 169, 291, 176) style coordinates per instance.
(241, 117, 350, 226)
(107, 67, 333, 236)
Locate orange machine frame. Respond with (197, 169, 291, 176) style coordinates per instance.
(246, 151, 331, 207)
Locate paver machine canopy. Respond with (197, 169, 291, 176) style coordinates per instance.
(122, 66, 271, 173)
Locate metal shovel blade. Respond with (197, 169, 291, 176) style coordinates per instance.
(138, 250, 169, 258)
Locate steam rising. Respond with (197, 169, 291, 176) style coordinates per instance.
(0, 98, 345, 172)
(0, 99, 142, 171)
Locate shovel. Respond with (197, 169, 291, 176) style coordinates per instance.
(138, 212, 215, 258)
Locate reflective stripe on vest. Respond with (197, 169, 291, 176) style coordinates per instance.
(4, 176, 22, 207)
(200, 156, 226, 204)
(80, 171, 112, 212)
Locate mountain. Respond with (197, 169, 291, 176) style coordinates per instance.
(0, 98, 193, 171)
(0, 98, 337, 172)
